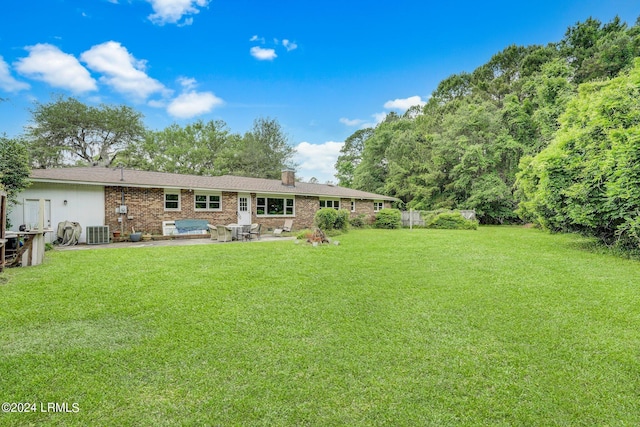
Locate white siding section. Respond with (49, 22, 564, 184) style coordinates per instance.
(9, 183, 104, 244)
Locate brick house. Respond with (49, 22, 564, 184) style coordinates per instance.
(9, 167, 396, 243)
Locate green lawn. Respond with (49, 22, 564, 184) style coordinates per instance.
(1, 227, 639, 426)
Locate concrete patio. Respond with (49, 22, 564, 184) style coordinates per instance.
(55, 234, 296, 251)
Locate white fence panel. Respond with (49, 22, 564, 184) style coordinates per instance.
(401, 210, 476, 227)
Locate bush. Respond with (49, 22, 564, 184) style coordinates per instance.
(375, 208, 402, 229)
(349, 214, 367, 228)
(334, 209, 350, 231)
(421, 209, 453, 225)
(314, 208, 350, 232)
(314, 208, 337, 231)
(426, 212, 478, 230)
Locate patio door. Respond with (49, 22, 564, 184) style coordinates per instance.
(237, 194, 251, 225)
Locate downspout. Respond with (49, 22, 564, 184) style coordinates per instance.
(117, 165, 125, 236)
(121, 188, 125, 236)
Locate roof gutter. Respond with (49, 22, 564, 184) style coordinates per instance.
(30, 178, 398, 201)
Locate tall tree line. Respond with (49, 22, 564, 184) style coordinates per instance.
(20, 95, 296, 179)
(0, 97, 295, 228)
(337, 16, 640, 225)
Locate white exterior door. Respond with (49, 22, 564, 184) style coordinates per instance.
(238, 194, 251, 225)
(24, 199, 51, 229)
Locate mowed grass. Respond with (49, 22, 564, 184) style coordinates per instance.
(1, 227, 640, 426)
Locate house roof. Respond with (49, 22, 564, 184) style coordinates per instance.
(30, 167, 398, 201)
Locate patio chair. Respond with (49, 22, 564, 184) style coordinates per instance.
(273, 219, 293, 237)
(239, 224, 252, 241)
(250, 223, 261, 240)
(216, 225, 233, 242)
(207, 224, 218, 240)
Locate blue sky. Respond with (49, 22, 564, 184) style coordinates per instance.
(0, 1, 637, 182)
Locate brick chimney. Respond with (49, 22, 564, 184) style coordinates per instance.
(281, 169, 295, 187)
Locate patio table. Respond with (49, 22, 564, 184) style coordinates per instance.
(226, 225, 243, 240)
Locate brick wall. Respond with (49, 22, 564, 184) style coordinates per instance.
(340, 198, 389, 224)
(105, 187, 238, 235)
(247, 195, 314, 231)
(105, 186, 389, 235)
(361, 200, 377, 224)
(291, 196, 316, 229)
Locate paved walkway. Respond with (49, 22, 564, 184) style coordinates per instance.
(55, 235, 296, 251)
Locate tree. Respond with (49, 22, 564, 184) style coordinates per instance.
(214, 117, 296, 179)
(560, 17, 604, 83)
(435, 98, 520, 222)
(382, 118, 432, 207)
(524, 59, 576, 151)
(515, 58, 640, 248)
(335, 128, 373, 187)
(432, 72, 473, 104)
(520, 45, 559, 78)
(27, 96, 146, 168)
(0, 135, 31, 206)
(559, 16, 639, 84)
(581, 27, 640, 80)
(352, 118, 411, 195)
(118, 119, 230, 175)
(341, 16, 639, 225)
(472, 45, 532, 105)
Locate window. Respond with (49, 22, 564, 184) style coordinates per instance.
(319, 199, 340, 210)
(257, 196, 294, 216)
(374, 201, 384, 212)
(195, 193, 221, 211)
(238, 196, 248, 212)
(350, 199, 356, 212)
(164, 191, 180, 211)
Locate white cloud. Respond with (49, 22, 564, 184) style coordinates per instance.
(147, 0, 209, 25)
(356, 112, 387, 130)
(339, 117, 365, 127)
(177, 76, 197, 90)
(167, 90, 223, 118)
(14, 44, 97, 93)
(294, 141, 344, 183)
(250, 46, 277, 61)
(0, 56, 30, 92)
(250, 35, 265, 43)
(372, 112, 387, 123)
(147, 99, 167, 108)
(341, 112, 388, 130)
(282, 39, 298, 52)
(349, 96, 424, 131)
(383, 95, 425, 111)
(179, 17, 194, 27)
(80, 41, 167, 101)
